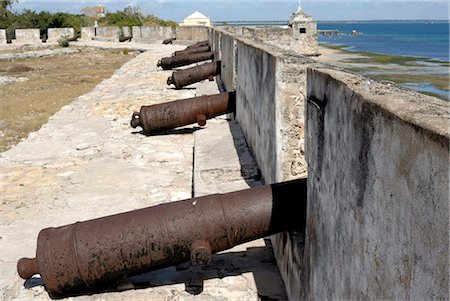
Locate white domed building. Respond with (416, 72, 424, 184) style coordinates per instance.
(179, 11, 211, 27)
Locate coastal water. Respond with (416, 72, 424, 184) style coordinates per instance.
(318, 21, 450, 62)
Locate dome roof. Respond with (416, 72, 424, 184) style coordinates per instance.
(184, 11, 209, 20)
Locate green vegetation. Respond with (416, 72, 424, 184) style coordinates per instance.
(57, 36, 69, 47)
(0, 2, 176, 41)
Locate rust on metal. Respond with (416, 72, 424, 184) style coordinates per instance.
(162, 37, 176, 44)
(186, 40, 209, 49)
(119, 36, 133, 42)
(17, 178, 306, 299)
(172, 45, 211, 57)
(130, 91, 235, 134)
(190, 240, 212, 266)
(157, 51, 215, 70)
(167, 61, 221, 89)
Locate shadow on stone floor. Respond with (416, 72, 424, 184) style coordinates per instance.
(24, 239, 287, 300)
(131, 126, 204, 136)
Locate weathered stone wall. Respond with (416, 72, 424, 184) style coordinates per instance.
(81, 27, 95, 40)
(176, 26, 209, 41)
(14, 29, 41, 44)
(211, 28, 312, 300)
(47, 27, 74, 42)
(211, 27, 449, 300)
(305, 67, 449, 300)
(93, 26, 130, 41)
(211, 27, 310, 182)
(241, 27, 292, 49)
(217, 26, 317, 55)
(132, 26, 174, 43)
(218, 33, 236, 92)
(0, 29, 6, 44)
(97, 26, 119, 40)
(291, 20, 318, 55)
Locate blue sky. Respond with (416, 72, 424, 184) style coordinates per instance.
(11, 1, 450, 21)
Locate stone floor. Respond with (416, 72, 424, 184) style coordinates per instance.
(0, 43, 287, 300)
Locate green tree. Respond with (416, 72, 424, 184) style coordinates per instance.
(98, 11, 143, 27)
(124, 5, 143, 21)
(1, 0, 17, 9)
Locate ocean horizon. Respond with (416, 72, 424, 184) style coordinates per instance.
(214, 20, 450, 62)
(317, 20, 450, 62)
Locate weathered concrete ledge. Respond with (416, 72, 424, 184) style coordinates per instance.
(305, 67, 449, 300)
(209, 27, 449, 300)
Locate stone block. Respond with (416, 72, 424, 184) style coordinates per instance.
(176, 26, 209, 41)
(0, 29, 6, 44)
(14, 28, 41, 44)
(81, 27, 95, 40)
(95, 26, 121, 41)
(132, 26, 174, 43)
(48, 28, 74, 42)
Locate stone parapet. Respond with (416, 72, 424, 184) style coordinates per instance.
(0, 29, 6, 44)
(48, 27, 75, 42)
(305, 67, 449, 300)
(14, 28, 41, 44)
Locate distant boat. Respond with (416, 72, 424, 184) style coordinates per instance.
(351, 29, 362, 36)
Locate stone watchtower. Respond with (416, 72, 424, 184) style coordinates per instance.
(289, 1, 319, 56)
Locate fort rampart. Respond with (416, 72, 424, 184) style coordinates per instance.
(210, 26, 449, 300)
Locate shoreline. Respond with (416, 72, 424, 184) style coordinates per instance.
(314, 44, 450, 101)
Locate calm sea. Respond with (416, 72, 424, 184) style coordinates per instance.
(318, 21, 450, 62)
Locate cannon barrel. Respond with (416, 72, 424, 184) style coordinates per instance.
(157, 51, 215, 70)
(119, 35, 132, 42)
(17, 178, 307, 299)
(172, 45, 211, 57)
(186, 40, 209, 49)
(167, 61, 220, 89)
(162, 37, 176, 44)
(131, 91, 235, 133)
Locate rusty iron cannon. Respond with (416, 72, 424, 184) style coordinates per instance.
(17, 178, 306, 299)
(185, 40, 209, 49)
(172, 45, 211, 57)
(167, 61, 220, 89)
(162, 37, 176, 44)
(157, 51, 215, 70)
(131, 91, 235, 133)
(119, 35, 133, 42)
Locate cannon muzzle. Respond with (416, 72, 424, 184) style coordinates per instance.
(162, 37, 176, 44)
(157, 51, 215, 70)
(131, 91, 235, 133)
(167, 61, 221, 89)
(18, 178, 306, 298)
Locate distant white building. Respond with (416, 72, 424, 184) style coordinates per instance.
(179, 11, 211, 27)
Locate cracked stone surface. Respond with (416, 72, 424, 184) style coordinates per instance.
(0, 43, 287, 300)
